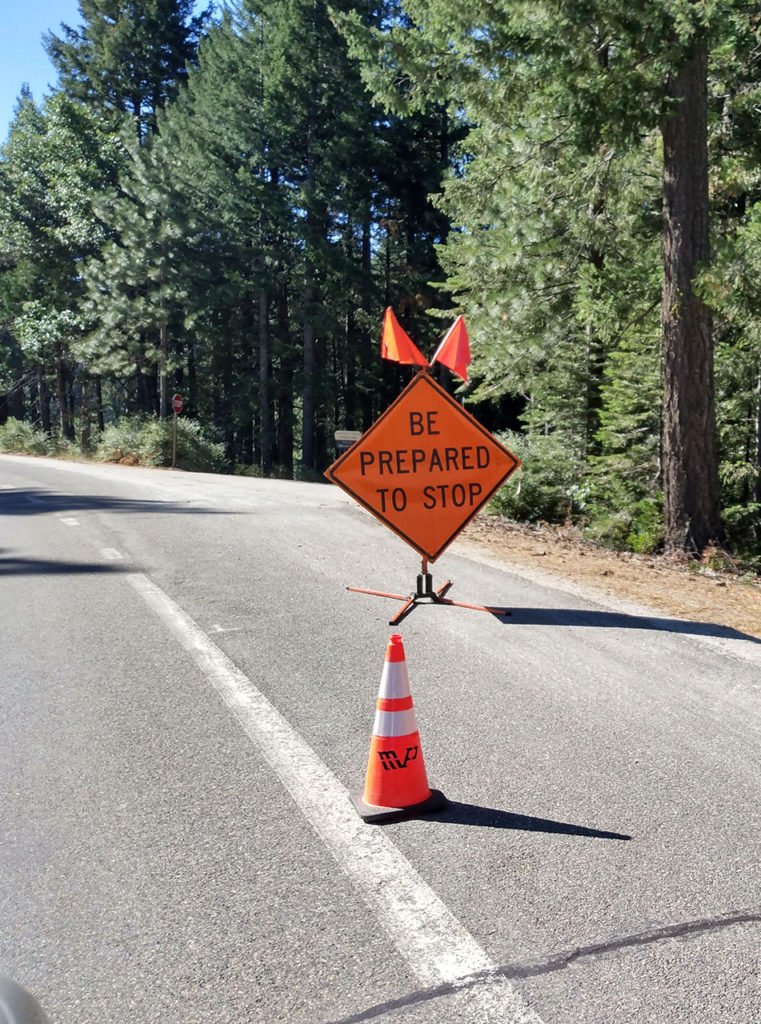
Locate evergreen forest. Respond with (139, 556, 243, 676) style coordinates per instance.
(1, 1, 760, 567)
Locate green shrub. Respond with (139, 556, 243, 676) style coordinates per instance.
(722, 502, 761, 570)
(487, 430, 586, 523)
(49, 436, 83, 459)
(627, 497, 665, 553)
(95, 415, 227, 473)
(0, 418, 54, 456)
(95, 416, 152, 464)
(586, 494, 664, 553)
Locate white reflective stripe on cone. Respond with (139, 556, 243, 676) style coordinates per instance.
(379, 661, 411, 701)
(372, 708, 419, 737)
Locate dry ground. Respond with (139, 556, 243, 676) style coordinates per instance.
(461, 515, 761, 641)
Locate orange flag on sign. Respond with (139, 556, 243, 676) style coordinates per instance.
(431, 315, 471, 382)
(381, 308, 429, 368)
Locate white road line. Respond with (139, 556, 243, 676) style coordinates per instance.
(59, 516, 80, 526)
(101, 548, 125, 561)
(127, 571, 544, 1023)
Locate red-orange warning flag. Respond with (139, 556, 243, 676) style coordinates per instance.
(431, 315, 471, 381)
(381, 308, 429, 368)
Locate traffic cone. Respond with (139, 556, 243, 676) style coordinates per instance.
(351, 634, 447, 823)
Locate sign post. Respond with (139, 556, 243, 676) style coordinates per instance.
(325, 370, 520, 622)
(171, 393, 183, 468)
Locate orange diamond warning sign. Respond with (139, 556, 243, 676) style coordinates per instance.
(325, 371, 520, 562)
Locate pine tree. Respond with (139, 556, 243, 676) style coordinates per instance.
(343, 0, 755, 553)
(44, 0, 210, 138)
(157, 3, 297, 466)
(0, 91, 116, 439)
(40, 0, 211, 424)
(79, 133, 196, 420)
(153, 0, 455, 475)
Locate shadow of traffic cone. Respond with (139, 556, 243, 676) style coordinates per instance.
(351, 634, 447, 823)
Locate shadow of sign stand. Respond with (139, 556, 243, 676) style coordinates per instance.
(325, 370, 520, 624)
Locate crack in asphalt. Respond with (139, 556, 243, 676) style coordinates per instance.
(325, 908, 761, 1023)
(500, 908, 761, 980)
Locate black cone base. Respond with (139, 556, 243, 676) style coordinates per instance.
(350, 787, 447, 824)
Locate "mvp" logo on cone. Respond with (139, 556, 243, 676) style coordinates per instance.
(350, 634, 447, 823)
(378, 746, 419, 770)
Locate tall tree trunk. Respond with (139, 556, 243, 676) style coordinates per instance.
(301, 39, 322, 475)
(360, 219, 373, 430)
(36, 368, 51, 434)
(661, 42, 721, 553)
(221, 334, 235, 462)
(7, 385, 23, 422)
(343, 303, 355, 430)
(302, 266, 316, 473)
(342, 221, 356, 431)
(754, 367, 761, 506)
(259, 287, 273, 475)
(53, 342, 74, 440)
(95, 376, 105, 432)
(135, 354, 155, 413)
(159, 321, 169, 420)
(1, 335, 24, 422)
(80, 378, 92, 451)
(277, 283, 293, 475)
(188, 341, 197, 417)
(585, 240, 605, 457)
(159, 239, 169, 420)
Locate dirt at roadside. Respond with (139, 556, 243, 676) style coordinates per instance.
(460, 515, 761, 640)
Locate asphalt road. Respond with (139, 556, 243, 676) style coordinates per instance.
(1, 453, 760, 1024)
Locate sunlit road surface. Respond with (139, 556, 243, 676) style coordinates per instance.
(2, 454, 760, 1024)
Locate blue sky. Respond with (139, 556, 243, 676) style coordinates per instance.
(2, 2, 82, 141)
(1, 2, 212, 144)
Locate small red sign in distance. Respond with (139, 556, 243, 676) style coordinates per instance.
(325, 371, 520, 562)
(172, 393, 183, 414)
